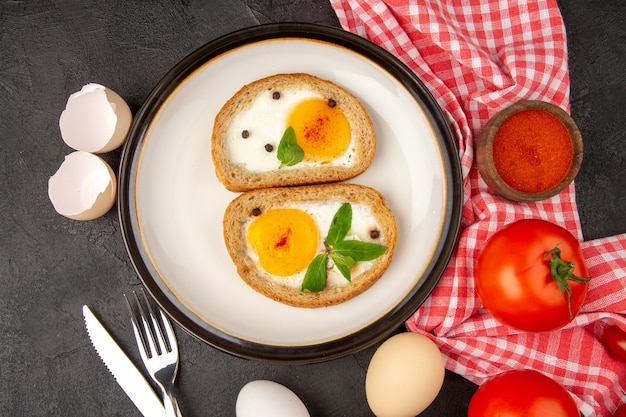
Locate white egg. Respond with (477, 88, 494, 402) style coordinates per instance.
(366, 333, 445, 417)
(225, 87, 357, 172)
(59, 83, 132, 153)
(236, 380, 310, 417)
(48, 151, 117, 220)
(246, 200, 384, 290)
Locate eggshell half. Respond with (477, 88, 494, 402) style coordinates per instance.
(236, 380, 310, 417)
(366, 332, 445, 417)
(59, 83, 132, 153)
(48, 151, 117, 220)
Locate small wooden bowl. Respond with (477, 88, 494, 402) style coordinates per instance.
(475, 100, 583, 202)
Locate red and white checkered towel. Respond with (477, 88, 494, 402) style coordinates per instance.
(329, 0, 626, 415)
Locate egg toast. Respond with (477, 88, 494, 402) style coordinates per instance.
(223, 184, 397, 307)
(212, 73, 376, 191)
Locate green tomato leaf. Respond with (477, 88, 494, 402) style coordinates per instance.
(301, 253, 328, 293)
(277, 126, 304, 167)
(326, 203, 352, 247)
(330, 253, 356, 282)
(332, 239, 387, 261)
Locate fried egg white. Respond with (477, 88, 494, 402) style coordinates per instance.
(225, 87, 356, 172)
(245, 201, 385, 290)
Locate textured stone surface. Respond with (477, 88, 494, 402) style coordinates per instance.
(1, 1, 623, 416)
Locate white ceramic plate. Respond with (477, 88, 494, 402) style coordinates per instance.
(119, 23, 462, 363)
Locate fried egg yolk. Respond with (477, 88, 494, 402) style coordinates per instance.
(288, 98, 351, 162)
(247, 208, 319, 277)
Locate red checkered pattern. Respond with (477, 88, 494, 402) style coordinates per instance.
(330, 1, 626, 415)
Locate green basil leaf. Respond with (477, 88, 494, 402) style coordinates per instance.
(332, 240, 387, 261)
(301, 253, 328, 293)
(326, 203, 352, 247)
(330, 253, 356, 282)
(277, 126, 304, 167)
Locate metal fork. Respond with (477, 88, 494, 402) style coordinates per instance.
(125, 290, 183, 417)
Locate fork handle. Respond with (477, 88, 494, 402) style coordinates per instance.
(164, 390, 182, 417)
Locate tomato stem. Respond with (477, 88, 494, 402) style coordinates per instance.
(545, 245, 591, 319)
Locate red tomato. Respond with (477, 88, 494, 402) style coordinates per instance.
(475, 219, 590, 332)
(604, 325, 626, 362)
(613, 404, 626, 417)
(468, 369, 579, 417)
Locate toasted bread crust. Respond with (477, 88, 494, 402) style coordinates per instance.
(212, 73, 376, 191)
(223, 184, 397, 307)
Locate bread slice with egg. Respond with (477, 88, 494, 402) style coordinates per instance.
(223, 183, 397, 307)
(212, 73, 376, 191)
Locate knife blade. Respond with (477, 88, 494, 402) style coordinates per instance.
(83, 305, 164, 416)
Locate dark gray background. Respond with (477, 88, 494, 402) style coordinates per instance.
(1, 1, 624, 416)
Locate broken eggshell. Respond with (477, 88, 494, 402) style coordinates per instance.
(48, 151, 117, 220)
(59, 83, 132, 153)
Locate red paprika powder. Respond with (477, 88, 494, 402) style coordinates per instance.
(492, 109, 573, 194)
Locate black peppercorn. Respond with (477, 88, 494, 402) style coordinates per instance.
(370, 229, 380, 239)
(252, 207, 262, 216)
(328, 98, 336, 108)
(265, 144, 274, 152)
(241, 129, 249, 138)
(272, 91, 281, 100)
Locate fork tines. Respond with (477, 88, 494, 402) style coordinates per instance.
(124, 289, 176, 358)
